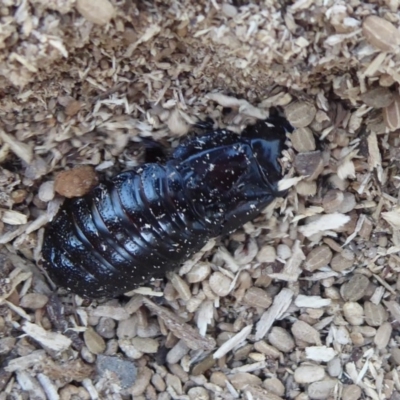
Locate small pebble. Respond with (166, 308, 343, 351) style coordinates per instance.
(96, 355, 137, 389)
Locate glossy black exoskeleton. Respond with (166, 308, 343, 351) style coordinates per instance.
(42, 115, 293, 298)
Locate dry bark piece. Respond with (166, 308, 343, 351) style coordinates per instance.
(54, 165, 98, 198)
(362, 15, 400, 52)
(294, 151, 323, 181)
(383, 95, 400, 132)
(291, 127, 316, 152)
(76, 0, 115, 25)
(304, 245, 332, 272)
(360, 87, 394, 108)
(340, 274, 369, 302)
(286, 101, 317, 128)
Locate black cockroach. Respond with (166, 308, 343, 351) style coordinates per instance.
(42, 114, 293, 298)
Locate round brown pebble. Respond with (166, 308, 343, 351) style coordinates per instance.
(54, 165, 98, 198)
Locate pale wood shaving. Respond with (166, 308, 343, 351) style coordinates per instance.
(298, 213, 351, 237)
(21, 321, 72, 352)
(255, 288, 294, 341)
(294, 295, 331, 308)
(5, 350, 47, 373)
(268, 240, 305, 282)
(213, 325, 253, 360)
(305, 346, 337, 362)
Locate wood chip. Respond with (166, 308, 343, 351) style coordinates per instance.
(0, 128, 33, 164)
(299, 213, 351, 237)
(22, 322, 72, 352)
(305, 346, 337, 362)
(294, 295, 331, 308)
(5, 350, 47, 372)
(213, 325, 252, 359)
(143, 298, 215, 351)
(255, 288, 294, 340)
(1, 210, 28, 225)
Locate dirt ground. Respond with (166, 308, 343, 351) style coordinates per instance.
(1, 0, 400, 399)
